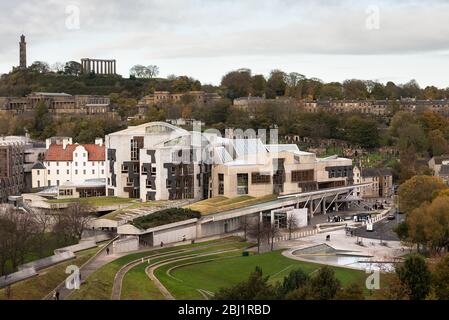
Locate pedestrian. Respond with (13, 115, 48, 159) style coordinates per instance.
(54, 291, 60, 301)
(160, 241, 164, 247)
(106, 247, 110, 255)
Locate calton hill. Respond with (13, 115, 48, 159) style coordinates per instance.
(2, 64, 449, 183)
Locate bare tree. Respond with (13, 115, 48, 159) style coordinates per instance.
(263, 223, 280, 251)
(31, 209, 54, 257)
(239, 215, 250, 241)
(0, 205, 37, 274)
(56, 201, 94, 241)
(147, 65, 159, 79)
(248, 217, 264, 253)
(287, 214, 298, 240)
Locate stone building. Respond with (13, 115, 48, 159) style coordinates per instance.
(353, 166, 393, 198)
(0, 92, 113, 116)
(428, 155, 449, 185)
(138, 91, 220, 108)
(0, 137, 26, 202)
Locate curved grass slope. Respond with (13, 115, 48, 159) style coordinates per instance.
(157, 250, 369, 300)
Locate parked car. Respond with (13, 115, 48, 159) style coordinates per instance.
(387, 213, 396, 220)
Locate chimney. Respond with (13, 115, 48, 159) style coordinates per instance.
(95, 138, 103, 146)
(45, 138, 52, 150)
(62, 138, 72, 150)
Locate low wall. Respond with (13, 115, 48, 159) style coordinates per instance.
(0, 268, 37, 288)
(18, 251, 75, 271)
(54, 240, 97, 254)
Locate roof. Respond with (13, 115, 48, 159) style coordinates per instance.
(45, 144, 105, 161)
(31, 162, 46, 170)
(432, 155, 449, 165)
(361, 168, 392, 177)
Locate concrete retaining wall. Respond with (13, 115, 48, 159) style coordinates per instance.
(54, 240, 97, 254)
(18, 251, 75, 271)
(0, 268, 37, 288)
(113, 236, 139, 253)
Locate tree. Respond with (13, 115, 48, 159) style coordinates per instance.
(432, 254, 449, 300)
(286, 214, 298, 240)
(28, 61, 50, 74)
(396, 254, 431, 300)
(335, 283, 365, 300)
(55, 201, 94, 241)
(51, 62, 65, 73)
(64, 61, 82, 76)
(342, 79, 368, 99)
(276, 268, 309, 298)
(266, 69, 287, 98)
(221, 70, 252, 100)
(239, 215, 250, 241)
(427, 129, 449, 157)
(397, 175, 447, 214)
(287, 266, 341, 300)
(146, 65, 159, 79)
(308, 266, 341, 300)
(248, 218, 264, 253)
(214, 267, 276, 300)
(250, 74, 267, 97)
(407, 195, 449, 253)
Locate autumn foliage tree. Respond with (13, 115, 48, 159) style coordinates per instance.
(397, 175, 447, 214)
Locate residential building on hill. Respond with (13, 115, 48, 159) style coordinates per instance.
(353, 166, 393, 198)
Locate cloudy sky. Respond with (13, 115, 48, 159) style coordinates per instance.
(0, 0, 448, 87)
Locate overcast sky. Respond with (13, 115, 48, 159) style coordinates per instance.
(0, 0, 448, 88)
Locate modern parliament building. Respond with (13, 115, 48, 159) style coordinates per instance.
(105, 122, 354, 202)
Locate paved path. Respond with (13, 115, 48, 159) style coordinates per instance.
(45, 241, 128, 300)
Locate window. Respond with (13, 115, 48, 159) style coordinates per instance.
(83, 170, 86, 174)
(67, 162, 70, 166)
(92, 170, 95, 174)
(218, 174, 224, 195)
(151, 167, 157, 175)
(101, 169, 104, 174)
(75, 169, 78, 174)
(251, 172, 271, 184)
(57, 180, 60, 186)
(67, 170, 69, 174)
(166, 179, 172, 188)
(83, 162, 86, 166)
(56, 162, 59, 166)
(146, 179, 153, 188)
(37, 180, 40, 187)
(37, 170, 40, 175)
(48, 180, 51, 186)
(131, 139, 139, 161)
(48, 170, 50, 174)
(56, 170, 59, 175)
(237, 173, 248, 195)
(75, 153, 78, 157)
(75, 162, 78, 166)
(291, 170, 314, 182)
(121, 164, 129, 173)
(127, 178, 134, 186)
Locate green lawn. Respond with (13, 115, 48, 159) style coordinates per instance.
(0, 245, 101, 300)
(185, 195, 277, 216)
(46, 196, 136, 207)
(157, 250, 372, 300)
(67, 237, 242, 300)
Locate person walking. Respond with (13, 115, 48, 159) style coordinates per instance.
(106, 247, 110, 255)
